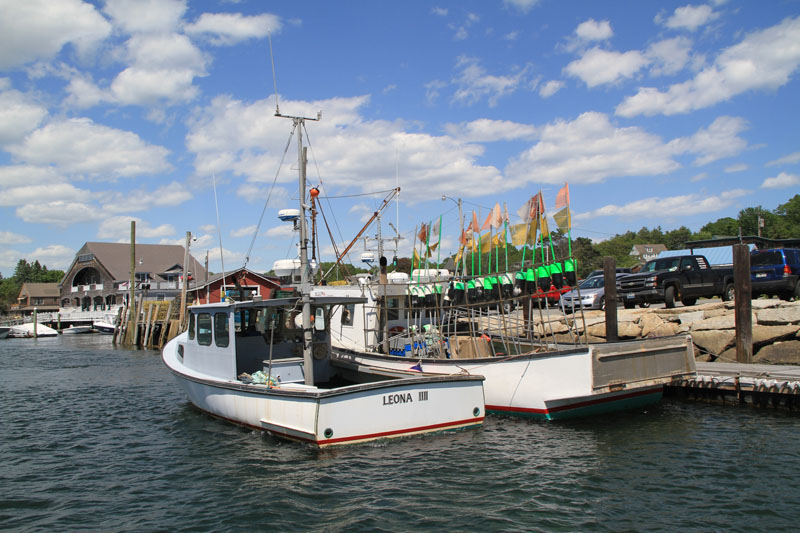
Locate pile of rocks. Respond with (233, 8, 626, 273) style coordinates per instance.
(537, 299, 800, 364)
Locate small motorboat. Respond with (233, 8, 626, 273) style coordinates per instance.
(0, 326, 10, 339)
(62, 325, 95, 334)
(8, 323, 58, 338)
(92, 321, 116, 334)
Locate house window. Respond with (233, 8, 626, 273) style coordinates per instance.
(135, 272, 150, 282)
(156, 293, 166, 301)
(214, 313, 229, 347)
(33, 298, 43, 305)
(645, 247, 653, 253)
(197, 313, 212, 346)
(78, 253, 94, 262)
(188, 313, 195, 340)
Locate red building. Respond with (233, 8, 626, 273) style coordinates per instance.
(188, 267, 282, 304)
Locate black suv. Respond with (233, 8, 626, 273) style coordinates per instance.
(750, 248, 800, 300)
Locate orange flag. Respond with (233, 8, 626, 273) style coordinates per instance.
(467, 210, 479, 233)
(481, 203, 502, 231)
(417, 223, 428, 243)
(555, 183, 570, 210)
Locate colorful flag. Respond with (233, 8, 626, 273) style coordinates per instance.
(481, 202, 502, 231)
(409, 362, 423, 372)
(429, 218, 441, 240)
(553, 206, 571, 231)
(539, 211, 550, 237)
(516, 196, 534, 222)
(467, 210, 479, 233)
(555, 183, 570, 209)
(417, 223, 428, 244)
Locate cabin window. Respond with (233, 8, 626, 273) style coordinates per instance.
(341, 304, 355, 326)
(214, 313, 229, 347)
(188, 313, 195, 340)
(387, 297, 400, 320)
(197, 313, 212, 346)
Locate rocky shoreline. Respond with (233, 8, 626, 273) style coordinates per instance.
(533, 300, 800, 365)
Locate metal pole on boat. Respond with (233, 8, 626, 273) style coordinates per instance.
(297, 120, 315, 386)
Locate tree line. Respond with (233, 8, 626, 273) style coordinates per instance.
(0, 260, 65, 314)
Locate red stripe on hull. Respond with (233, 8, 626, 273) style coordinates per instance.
(191, 405, 483, 446)
(487, 386, 663, 416)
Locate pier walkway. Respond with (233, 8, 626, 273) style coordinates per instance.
(668, 362, 800, 410)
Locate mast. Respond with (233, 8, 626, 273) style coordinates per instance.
(277, 110, 321, 386)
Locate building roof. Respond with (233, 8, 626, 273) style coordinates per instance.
(686, 236, 800, 250)
(630, 243, 668, 254)
(19, 283, 60, 298)
(658, 245, 756, 266)
(65, 242, 206, 283)
(189, 267, 280, 291)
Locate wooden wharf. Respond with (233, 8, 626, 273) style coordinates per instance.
(667, 362, 800, 410)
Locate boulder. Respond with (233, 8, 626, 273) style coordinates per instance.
(587, 321, 642, 339)
(678, 311, 705, 325)
(754, 341, 800, 364)
(751, 299, 781, 309)
(691, 314, 736, 331)
(691, 330, 735, 356)
(639, 313, 665, 337)
(752, 325, 799, 346)
(652, 322, 679, 337)
(755, 307, 800, 326)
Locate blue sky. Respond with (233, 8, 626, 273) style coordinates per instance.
(1, 0, 799, 277)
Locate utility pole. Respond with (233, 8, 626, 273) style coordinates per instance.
(126, 221, 136, 345)
(179, 231, 191, 326)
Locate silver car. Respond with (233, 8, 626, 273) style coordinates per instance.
(560, 273, 629, 313)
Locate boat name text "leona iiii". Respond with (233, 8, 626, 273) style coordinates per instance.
(383, 391, 429, 405)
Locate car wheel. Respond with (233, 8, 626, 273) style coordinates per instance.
(664, 286, 676, 308)
(722, 283, 734, 302)
(599, 297, 605, 311)
(639, 302, 650, 308)
(623, 301, 634, 309)
(794, 281, 800, 301)
(681, 297, 697, 306)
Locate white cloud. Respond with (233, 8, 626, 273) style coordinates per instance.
(575, 189, 749, 220)
(617, 16, 800, 117)
(504, 0, 540, 13)
(103, 0, 186, 34)
(0, 87, 48, 145)
(8, 118, 172, 179)
(505, 111, 680, 185)
(187, 94, 505, 202)
(766, 151, 800, 166)
(564, 47, 649, 87)
(443, 119, 537, 142)
(0, 0, 111, 69)
(231, 225, 257, 238)
(96, 215, 175, 240)
(265, 225, 296, 238)
(724, 163, 748, 173)
(668, 115, 748, 166)
(690, 172, 708, 182)
(97, 181, 192, 212)
(16, 201, 101, 224)
(539, 80, 564, 98)
(761, 172, 800, 189)
(0, 182, 87, 207)
(576, 19, 613, 42)
(0, 165, 64, 188)
(451, 56, 531, 106)
(646, 37, 693, 76)
(185, 12, 280, 45)
(657, 4, 720, 31)
(25, 244, 75, 271)
(0, 231, 32, 245)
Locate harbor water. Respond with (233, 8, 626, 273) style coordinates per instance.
(2, 335, 799, 532)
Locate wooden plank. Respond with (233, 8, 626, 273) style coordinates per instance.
(603, 256, 618, 342)
(733, 244, 752, 363)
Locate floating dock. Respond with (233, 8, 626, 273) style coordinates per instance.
(667, 362, 800, 410)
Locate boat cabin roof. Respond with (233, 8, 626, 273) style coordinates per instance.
(188, 295, 367, 313)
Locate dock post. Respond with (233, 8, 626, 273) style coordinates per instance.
(733, 244, 752, 363)
(33, 308, 38, 338)
(57, 313, 61, 333)
(603, 257, 618, 342)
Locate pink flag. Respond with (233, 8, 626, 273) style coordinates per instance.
(555, 183, 570, 209)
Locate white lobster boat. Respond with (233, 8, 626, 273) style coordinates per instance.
(162, 110, 484, 447)
(325, 280, 697, 420)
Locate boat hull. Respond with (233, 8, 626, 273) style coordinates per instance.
(332, 335, 695, 421)
(92, 321, 115, 334)
(8, 323, 58, 337)
(163, 334, 485, 447)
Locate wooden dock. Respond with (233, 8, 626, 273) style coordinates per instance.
(667, 362, 800, 410)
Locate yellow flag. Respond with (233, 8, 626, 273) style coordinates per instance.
(479, 232, 493, 253)
(553, 207, 571, 231)
(539, 213, 550, 237)
(492, 232, 507, 248)
(413, 248, 421, 264)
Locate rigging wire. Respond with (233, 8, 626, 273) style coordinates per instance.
(212, 173, 227, 296)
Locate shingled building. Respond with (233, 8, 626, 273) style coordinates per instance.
(59, 242, 206, 311)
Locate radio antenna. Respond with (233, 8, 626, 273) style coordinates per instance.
(268, 31, 280, 115)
